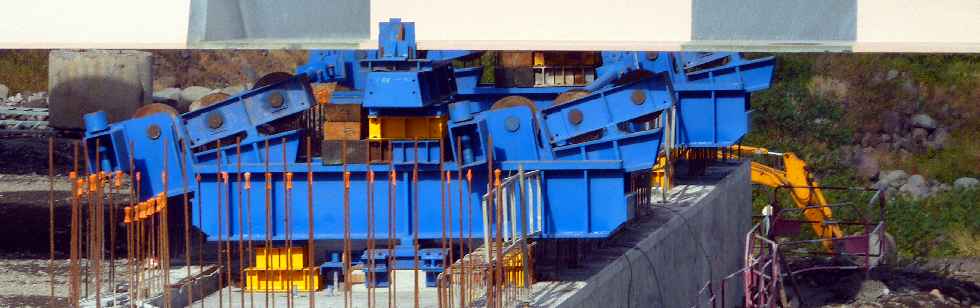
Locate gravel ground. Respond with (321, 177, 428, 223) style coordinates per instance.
(0, 137, 133, 307)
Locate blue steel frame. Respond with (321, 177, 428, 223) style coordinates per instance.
(82, 18, 774, 285)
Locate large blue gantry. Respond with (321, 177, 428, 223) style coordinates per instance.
(83, 18, 774, 285)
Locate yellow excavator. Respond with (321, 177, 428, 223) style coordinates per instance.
(736, 146, 844, 249)
(653, 145, 844, 250)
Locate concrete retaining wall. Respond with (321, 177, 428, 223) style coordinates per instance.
(48, 50, 153, 129)
(557, 161, 751, 308)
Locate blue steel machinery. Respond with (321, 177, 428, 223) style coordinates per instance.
(81, 19, 774, 287)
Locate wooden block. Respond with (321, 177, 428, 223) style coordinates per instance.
(368, 140, 391, 163)
(322, 103, 362, 122)
(321, 140, 367, 164)
(312, 83, 336, 105)
(583, 52, 599, 66)
(349, 270, 366, 284)
(498, 52, 533, 68)
(494, 68, 535, 88)
(564, 52, 582, 65)
(323, 122, 361, 141)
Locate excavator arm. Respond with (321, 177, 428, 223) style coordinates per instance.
(650, 145, 844, 249)
(737, 146, 844, 249)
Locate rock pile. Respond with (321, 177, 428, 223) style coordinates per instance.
(1, 84, 48, 108)
(874, 169, 977, 200)
(844, 112, 952, 180)
(153, 84, 250, 113)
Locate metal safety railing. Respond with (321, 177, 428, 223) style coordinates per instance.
(481, 168, 543, 258)
(437, 166, 543, 308)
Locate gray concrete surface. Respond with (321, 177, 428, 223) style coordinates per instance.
(187, 0, 368, 49)
(692, 0, 856, 41)
(195, 285, 442, 307)
(529, 161, 752, 308)
(48, 50, 153, 129)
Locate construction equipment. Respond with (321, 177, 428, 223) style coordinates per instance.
(735, 145, 844, 249)
(80, 18, 775, 290)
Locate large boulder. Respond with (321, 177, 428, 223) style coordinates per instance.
(954, 177, 978, 190)
(886, 69, 899, 81)
(899, 174, 930, 199)
(23, 92, 47, 108)
(855, 151, 880, 180)
(910, 113, 937, 131)
(180, 86, 212, 104)
(153, 88, 182, 103)
(876, 170, 909, 190)
(49, 50, 153, 129)
(925, 128, 949, 151)
(0, 83, 8, 100)
(221, 84, 247, 96)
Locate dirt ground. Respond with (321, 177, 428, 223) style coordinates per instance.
(0, 137, 132, 307)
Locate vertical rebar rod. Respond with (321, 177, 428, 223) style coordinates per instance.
(263, 139, 272, 308)
(245, 170, 254, 308)
(196, 173, 204, 308)
(70, 142, 79, 307)
(48, 138, 55, 307)
(446, 169, 455, 307)
(179, 139, 193, 307)
(283, 137, 293, 308)
(129, 142, 139, 303)
(466, 169, 473, 306)
(456, 136, 465, 308)
(126, 142, 135, 307)
(124, 205, 132, 307)
(162, 137, 172, 308)
(216, 140, 224, 308)
(236, 138, 245, 307)
(366, 142, 375, 308)
(484, 136, 494, 308)
(494, 169, 503, 308)
(95, 138, 104, 308)
(135, 169, 143, 303)
(306, 137, 316, 308)
(342, 141, 351, 308)
(517, 165, 532, 299)
(438, 137, 447, 308)
(82, 141, 91, 301)
(109, 173, 119, 306)
(387, 143, 396, 308)
(412, 139, 419, 308)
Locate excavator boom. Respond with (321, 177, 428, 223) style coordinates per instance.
(738, 146, 843, 249)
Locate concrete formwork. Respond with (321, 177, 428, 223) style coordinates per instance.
(530, 160, 752, 308)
